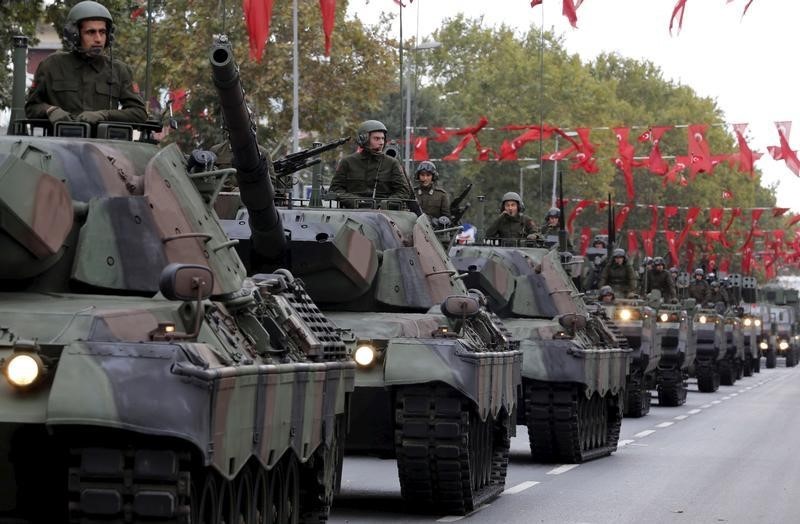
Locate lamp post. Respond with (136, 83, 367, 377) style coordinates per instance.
(519, 163, 540, 201)
(403, 40, 441, 175)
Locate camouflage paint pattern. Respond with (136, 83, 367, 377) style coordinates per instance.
(602, 300, 662, 376)
(449, 245, 630, 397)
(0, 133, 354, 486)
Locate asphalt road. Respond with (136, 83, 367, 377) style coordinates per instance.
(330, 358, 800, 524)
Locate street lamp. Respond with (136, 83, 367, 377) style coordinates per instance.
(519, 164, 540, 201)
(403, 40, 441, 175)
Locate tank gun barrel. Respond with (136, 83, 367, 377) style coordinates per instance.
(210, 35, 285, 256)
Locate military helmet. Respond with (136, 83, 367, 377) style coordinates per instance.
(643, 256, 654, 265)
(63, 1, 115, 52)
(669, 266, 679, 274)
(612, 248, 625, 258)
(694, 268, 705, 277)
(355, 120, 388, 147)
(599, 285, 615, 297)
(711, 280, 720, 288)
(415, 160, 438, 181)
(653, 256, 665, 267)
(545, 207, 560, 219)
(500, 191, 525, 212)
(592, 234, 608, 247)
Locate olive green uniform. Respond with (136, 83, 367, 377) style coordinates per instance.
(707, 287, 729, 307)
(25, 51, 147, 123)
(688, 279, 710, 303)
(415, 185, 450, 218)
(486, 213, 539, 239)
(599, 261, 637, 296)
(646, 268, 677, 301)
(330, 150, 411, 207)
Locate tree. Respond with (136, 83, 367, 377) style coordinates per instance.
(1, 0, 45, 110)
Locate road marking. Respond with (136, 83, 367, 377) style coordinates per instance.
(634, 430, 656, 438)
(721, 396, 731, 400)
(711, 400, 722, 404)
(618, 439, 635, 448)
(503, 481, 539, 495)
(738, 389, 746, 393)
(674, 415, 689, 420)
(688, 409, 702, 414)
(730, 393, 739, 397)
(701, 403, 713, 408)
(438, 504, 488, 522)
(656, 422, 674, 428)
(746, 386, 753, 390)
(546, 464, 579, 475)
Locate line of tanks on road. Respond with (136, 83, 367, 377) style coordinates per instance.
(2, 35, 799, 523)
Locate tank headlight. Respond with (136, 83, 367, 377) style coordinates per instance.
(759, 341, 768, 350)
(354, 345, 377, 367)
(619, 309, 633, 321)
(779, 341, 789, 350)
(698, 315, 707, 324)
(744, 318, 752, 327)
(659, 313, 669, 322)
(4, 353, 44, 388)
(755, 319, 762, 327)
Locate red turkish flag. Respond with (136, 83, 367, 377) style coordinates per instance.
(318, 0, 336, 56)
(664, 231, 679, 265)
(662, 161, 686, 187)
(677, 207, 701, 250)
(567, 199, 593, 235)
(443, 135, 475, 161)
(169, 88, 187, 112)
(615, 204, 632, 233)
(627, 230, 639, 255)
(244, 0, 274, 61)
(501, 125, 555, 160)
(767, 122, 800, 176)
(649, 205, 659, 233)
(722, 189, 734, 200)
(787, 215, 800, 228)
(664, 206, 678, 230)
(684, 124, 714, 179)
(612, 127, 641, 201)
(729, 123, 762, 177)
(686, 241, 696, 273)
(670, 0, 688, 34)
(568, 128, 599, 174)
(641, 230, 656, 257)
(740, 209, 764, 251)
(643, 126, 672, 175)
(579, 226, 592, 256)
(412, 136, 429, 161)
(709, 208, 724, 227)
(773, 207, 790, 217)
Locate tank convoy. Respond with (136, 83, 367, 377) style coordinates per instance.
(449, 242, 631, 463)
(0, 35, 355, 523)
(653, 298, 696, 406)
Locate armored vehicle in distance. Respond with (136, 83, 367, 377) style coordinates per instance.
(654, 299, 696, 406)
(692, 308, 727, 392)
(450, 243, 630, 463)
(0, 36, 355, 523)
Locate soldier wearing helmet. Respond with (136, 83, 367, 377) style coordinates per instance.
(644, 256, 677, 301)
(413, 161, 450, 219)
(688, 267, 710, 303)
(706, 279, 729, 308)
(541, 207, 561, 236)
(25, 1, 147, 126)
(599, 285, 616, 303)
(598, 248, 637, 297)
(329, 119, 411, 208)
(485, 192, 539, 240)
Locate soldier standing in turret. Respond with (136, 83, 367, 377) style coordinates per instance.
(485, 192, 540, 240)
(25, 1, 147, 125)
(598, 248, 637, 297)
(645, 257, 677, 301)
(541, 207, 561, 237)
(706, 280, 729, 308)
(330, 120, 411, 208)
(688, 268, 711, 303)
(413, 161, 450, 219)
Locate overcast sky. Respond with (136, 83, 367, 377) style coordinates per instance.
(347, 0, 800, 212)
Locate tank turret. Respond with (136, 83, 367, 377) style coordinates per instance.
(210, 35, 285, 258)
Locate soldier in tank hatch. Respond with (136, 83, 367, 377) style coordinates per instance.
(413, 161, 450, 219)
(485, 192, 540, 240)
(688, 268, 711, 304)
(599, 285, 616, 303)
(598, 248, 637, 297)
(645, 257, 677, 301)
(329, 119, 411, 208)
(25, 1, 147, 125)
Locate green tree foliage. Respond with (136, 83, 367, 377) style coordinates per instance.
(1, 0, 45, 109)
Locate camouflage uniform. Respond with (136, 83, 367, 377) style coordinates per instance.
(706, 285, 729, 307)
(646, 268, 677, 301)
(688, 279, 711, 303)
(599, 260, 637, 296)
(25, 51, 147, 123)
(415, 185, 450, 218)
(330, 150, 411, 207)
(486, 213, 539, 239)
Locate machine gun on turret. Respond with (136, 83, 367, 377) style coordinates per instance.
(450, 182, 473, 223)
(272, 137, 351, 177)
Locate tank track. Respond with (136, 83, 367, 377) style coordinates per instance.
(394, 384, 510, 515)
(523, 380, 621, 464)
(624, 370, 651, 417)
(696, 362, 720, 392)
(656, 366, 687, 407)
(719, 359, 737, 386)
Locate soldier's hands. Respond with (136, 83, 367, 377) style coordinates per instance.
(526, 233, 544, 242)
(47, 107, 72, 124)
(77, 110, 109, 124)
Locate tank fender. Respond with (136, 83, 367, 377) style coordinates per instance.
(383, 338, 520, 421)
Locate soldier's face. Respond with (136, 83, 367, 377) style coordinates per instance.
(547, 216, 559, 225)
(503, 201, 519, 216)
(368, 131, 386, 152)
(80, 20, 107, 52)
(418, 172, 433, 187)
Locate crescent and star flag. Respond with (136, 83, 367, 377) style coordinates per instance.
(767, 122, 800, 176)
(567, 199, 594, 235)
(729, 123, 761, 177)
(612, 127, 641, 201)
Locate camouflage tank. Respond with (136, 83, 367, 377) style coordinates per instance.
(449, 243, 630, 463)
(219, 69, 521, 518)
(737, 275, 761, 375)
(760, 285, 800, 367)
(720, 314, 745, 384)
(600, 295, 662, 417)
(692, 307, 727, 392)
(653, 299, 697, 406)
(0, 35, 355, 523)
